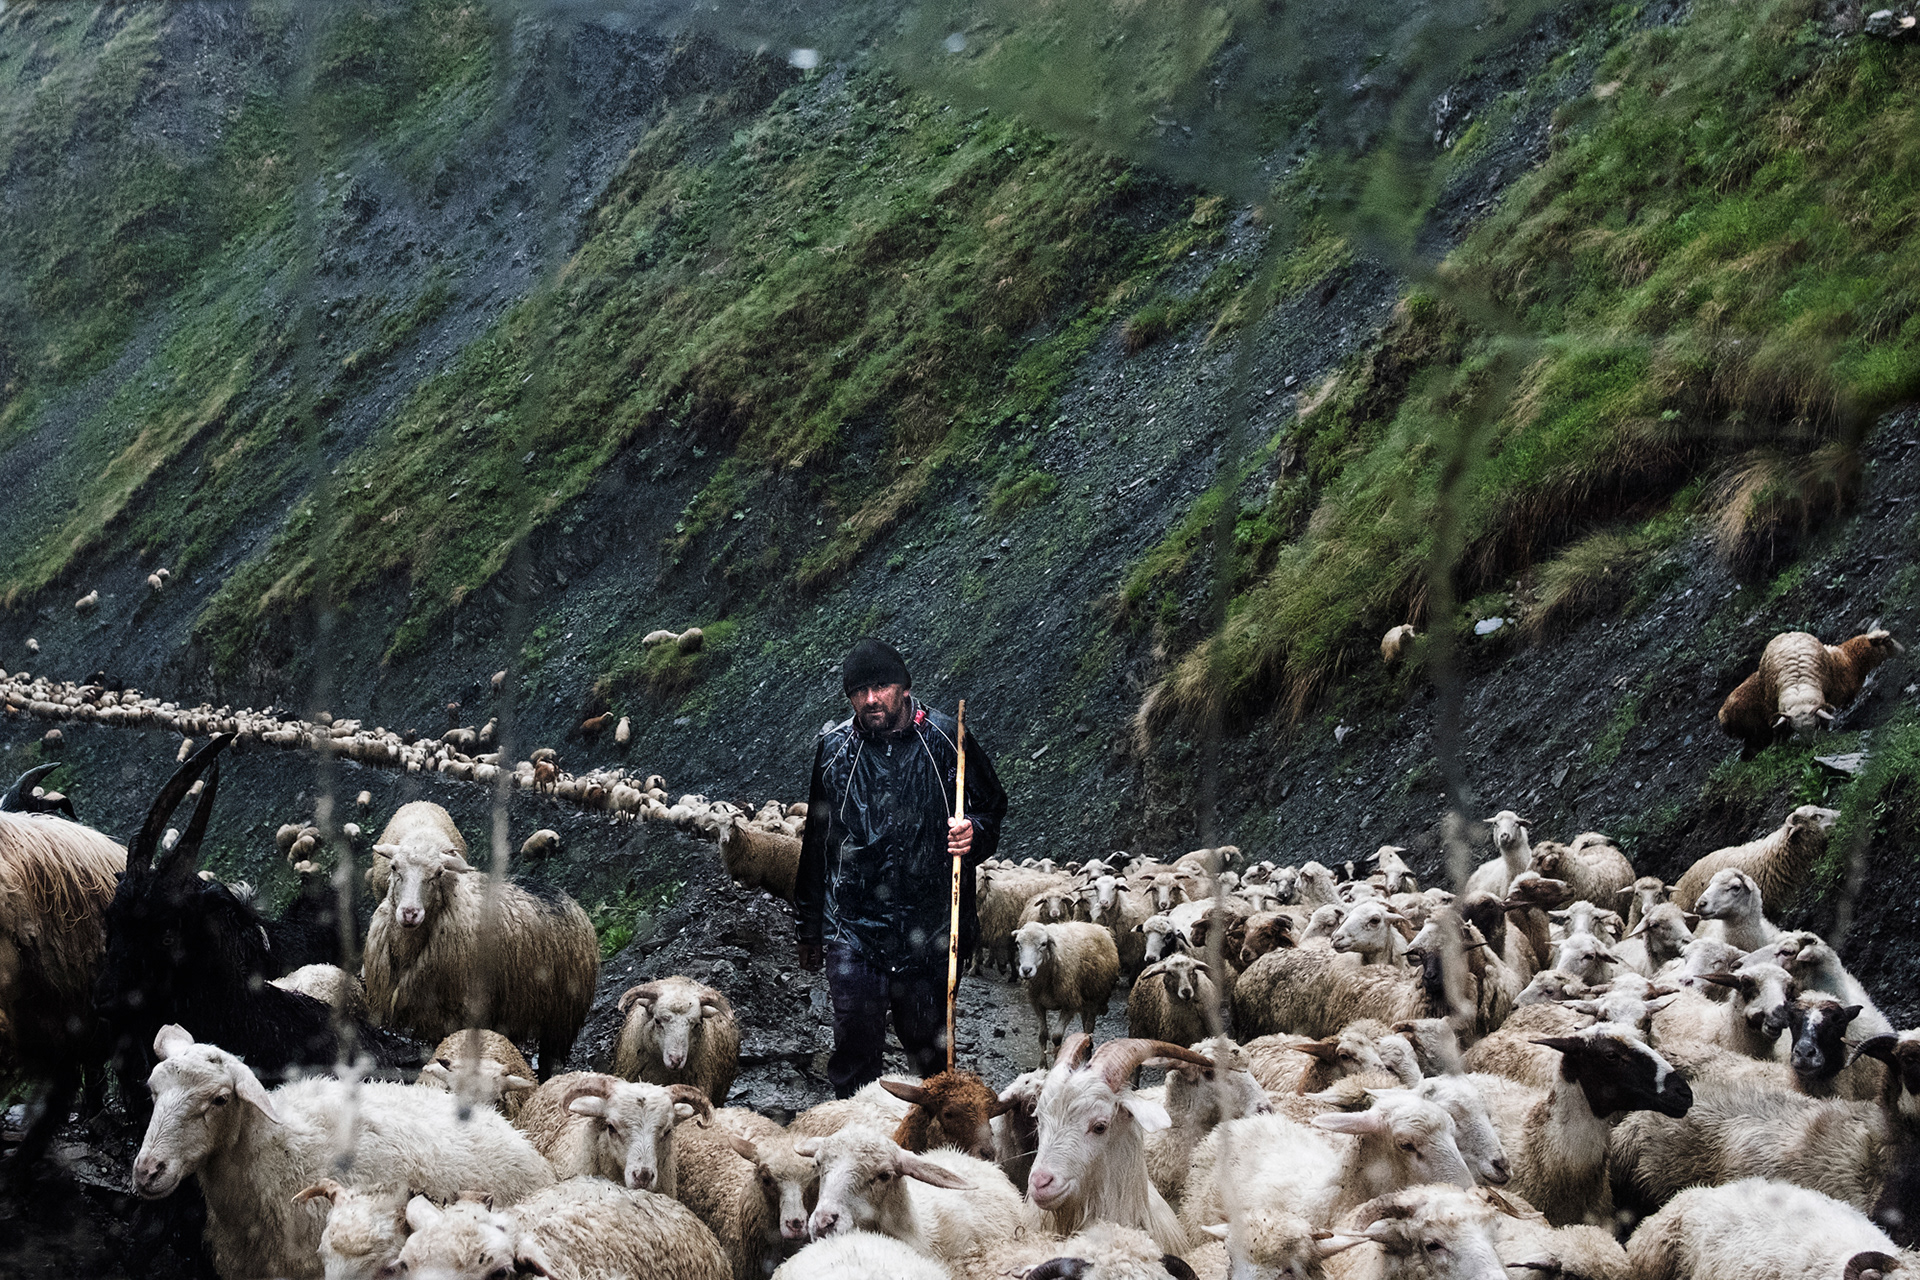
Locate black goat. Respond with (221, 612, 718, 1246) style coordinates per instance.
(0, 762, 78, 820)
(96, 736, 416, 1102)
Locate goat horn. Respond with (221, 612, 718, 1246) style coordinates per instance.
(1090, 1038, 1214, 1093)
(668, 1084, 714, 1126)
(128, 734, 231, 875)
(157, 758, 222, 886)
(618, 983, 662, 1014)
(0, 762, 63, 813)
(1852, 1035, 1899, 1066)
(1054, 1032, 1094, 1071)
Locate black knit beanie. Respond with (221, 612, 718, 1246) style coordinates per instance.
(842, 638, 911, 695)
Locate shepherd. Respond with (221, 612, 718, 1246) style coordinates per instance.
(795, 638, 1008, 1097)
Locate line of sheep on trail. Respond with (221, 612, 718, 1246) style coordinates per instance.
(2, 621, 1914, 1279)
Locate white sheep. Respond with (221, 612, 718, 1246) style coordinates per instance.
(1626, 1176, 1916, 1280)
(772, 1232, 953, 1280)
(131, 1025, 553, 1280)
(675, 1109, 818, 1279)
(1466, 811, 1533, 898)
(1671, 803, 1841, 914)
(1694, 867, 1782, 951)
(796, 1124, 1033, 1264)
(415, 1028, 538, 1123)
(517, 1071, 713, 1194)
(398, 1177, 728, 1280)
(1015, 921, 1120, 1062)
(614, 976, 741, 1104)
(296, 1180, 410, 1280)
(1331, 899, 1410, 965)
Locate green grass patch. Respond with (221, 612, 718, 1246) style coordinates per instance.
(1142, 0, 1920, 728)
(596, 619, 740, 705)
(588, 879, 685, 960)
(1819, 716, 1920, 893)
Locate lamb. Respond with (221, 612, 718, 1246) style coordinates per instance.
(772, 1232, 953, 1280)
(682, 1113, 819, 1280)
(297, 1180, 411, 1280)
(1126, 954, 1219, 1047)
(1694, 867, 1782, 951)
(416, 1029, 538, 1123)
(0, 792, 126, 1161)
(614, 976, 741, 1105)
(797, 1125, 1033, 1264)
(364, 841, 598, 1076)
(1626, 1176, 1917, 1280)
(1015, 921, 1121, 1062)
(1381, 624, 1418, 664)
(1026, 1034, 1218, 1251)
(1718, 628, 1903, 749)
(1529, 831, 1635, 909)
(719, 816, 801, 901)
(1467, 1023, 1693, 1226)
(520, 828, 562, 859)
(1671, 803, 1841, 913)
(397, 1178, 729, 1280)
(131, 1025, 554, 1280)
(75, 588, 99, 612)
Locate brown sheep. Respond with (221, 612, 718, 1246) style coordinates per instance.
(876, 1070, 1013, 1163)
(1718, 629, 1902, 750)
(614, 977, 741, 1105)
(717, 816, 800, 901)
(1671, 803, 1841, 914)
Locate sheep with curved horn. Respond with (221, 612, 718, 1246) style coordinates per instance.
(0, 762, 78, 820)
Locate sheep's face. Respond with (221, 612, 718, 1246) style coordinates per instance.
(1302, 903, 1347, 941)
(1313, 1092, 1475, 1191)
(740, 1136, 819, 1243)
(1156, 955, 1206, 1004)
(569, 1082, 689, 1192)
(1149, 875, 1184, 913)
(636, 982, 720, 1071)
(801, 1126, 971, 1239)
(1414, 1077, 1510, 1187)
(1037, 891, 1076, 923)
(1488, 811, 1528, 855)
(1529, 847, 1565, 877)
(1092, 875, 1121, 913)
(1540, 1025, 1692, 1119)
(395, 1197, 522, 1280)
(1552, 934, 1618, 986)
(1139, 917, 1177, 964)
(1331, 902, 1402, 958)
(385, 846, 469, 928)
(1788, 996, 1860, 1082)
(1213, 1206, 1330, 1280)
(1343, 1193, 1506, 1280)
(1695, 870, 1762, 922)
(306, 1184, 409, 1280)
(1788, 805, 1842, 836)
(1014, 923, 1053, 980)
(134, 1037, 276, 1199)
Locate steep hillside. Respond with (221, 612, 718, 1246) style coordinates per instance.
(2, 0, 1918, 988)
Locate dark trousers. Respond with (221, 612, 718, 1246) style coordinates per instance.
(826, 943, 946, 1097)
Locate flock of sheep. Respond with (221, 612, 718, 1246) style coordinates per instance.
(0, 622, 1912, 1280)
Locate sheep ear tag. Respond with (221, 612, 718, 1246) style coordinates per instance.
(1117, 1093, 1171, 1133)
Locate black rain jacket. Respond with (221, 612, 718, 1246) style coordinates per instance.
(795, 699, 1007, 974)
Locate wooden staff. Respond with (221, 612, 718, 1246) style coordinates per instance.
(946, 700, 967, 1073)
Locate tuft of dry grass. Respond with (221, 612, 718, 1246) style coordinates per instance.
(1708, 440, 1861, 570)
